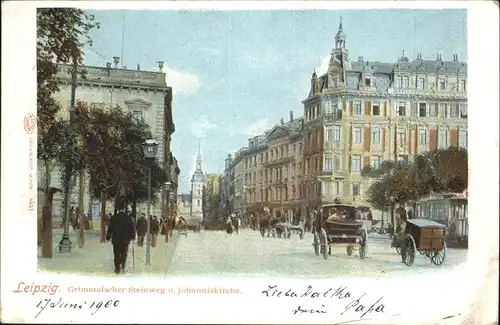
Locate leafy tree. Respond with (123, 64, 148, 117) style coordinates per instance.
(37, 9, 99, 257)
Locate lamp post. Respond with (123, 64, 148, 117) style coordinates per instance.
(59, 59, 78, 253)
(389, 195, 396, 238)
(164, 181, 172, 242)
(142, 139, 159, 266)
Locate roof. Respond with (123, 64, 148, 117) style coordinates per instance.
(407, 218, 446, 229)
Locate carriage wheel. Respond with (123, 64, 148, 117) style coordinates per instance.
(431, 242, 446, 266)
(299, 230, 304, 240)
(260, 227, 265, 237)
(396, 246, 401, 254)
(287, 230, 292, 239)
(358, 228, 368, 260)
(346, 246, 353, 256)
(401, 235, 416, 266)
(420, 251, 427, 256)
(277, 231, 282, 238)
(313, 232, 320, 256)
(320, 228, 328, 260)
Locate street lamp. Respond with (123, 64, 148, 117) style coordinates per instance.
(142, 139, 159, 266)
(164, 180, 172, 242)
(59, 58, 78, 254)
(389, 195, 396, 237)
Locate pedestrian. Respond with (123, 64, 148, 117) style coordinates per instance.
(106, 204, 135, 274)
(150, 215, 160, 247)
(136, 214, 147, 246)
(70, 206, 77, 231)
(234, 216, 240, 234)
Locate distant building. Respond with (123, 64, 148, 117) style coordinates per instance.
(202, 174, 222, 223)
(177, 194, 191, 222)
(190, 152, 205, 221)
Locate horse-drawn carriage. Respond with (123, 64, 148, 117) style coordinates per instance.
(312, 204, 368, 260)
(275, 221, 305, 240)
(393, 219, 447, 266)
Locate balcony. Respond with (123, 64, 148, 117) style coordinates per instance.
(262, 156, 294, 168)
(318, 169, 348, 179)
(324, 141, 343, 151)
(324, 111, 343, 122)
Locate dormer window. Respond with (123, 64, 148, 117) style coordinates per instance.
(460, 80, 467, 92)
(417, 77, 425, 90)
(439, 78, 446, 91)
(364, 78, 371, 87)
(397, 76, 403, 88)
(403, 76, 409, 88)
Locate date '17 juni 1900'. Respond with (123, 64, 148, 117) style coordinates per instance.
(35, 298, 120, 318)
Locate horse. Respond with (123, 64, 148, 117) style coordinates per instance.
(226, 219, 233, 235)
(259, 208, 279, 238)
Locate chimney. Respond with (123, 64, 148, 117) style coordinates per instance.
(358, 56, 364, 62)
(453, 54, 458, 62)
(158, 61, 164, 71)
(289, 110, 294, 122)
(113, 56, 120, 68)
(417, 53, 422, 60)
(137, 63, 140, 71)
(280, 117, 284, 125)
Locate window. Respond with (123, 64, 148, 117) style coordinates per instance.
(197, 199, 201, 207)
(351, 155, 361, 172)
(460, 104, 468, 118)
(333, 125, 341, 142)
(325, 156, 333, 171)
(353, 127, 362, 144)
(439, 78, 446, 91)
(438, 129, 449, 148)
(417, 77, 425, 90)
(365, 78, 371, 86)
(398, 102, 406, 116)
(419, 129, 427, 146)
(326, 127, 333, 142)
(459, 130, 468, 149)
(397, 76, 403, 88)
(334, 181, 340, 196)
(460, 80, 467, 92)
(132, 110, 143, 121)
(371, 127, 381, 144)
(440, 103, 448, 118)
(450, 103, 459, 118)
(398, 131, 406, 148)
(371, 156, 381, 169)
(354, 101, 362, 115)
(372, 102, 380, 115)
(403, 76, 409, 88)
(352, 184, 360, 196)
(325, 182, 333, 195)
(419, 103, 427, 117)
(429, 103, 438, 117)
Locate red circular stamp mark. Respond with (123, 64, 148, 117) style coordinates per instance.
(24, 113, 36, 134)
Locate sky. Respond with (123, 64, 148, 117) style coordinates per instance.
(83, 9, 467, 193)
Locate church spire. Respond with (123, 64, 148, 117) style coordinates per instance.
(195, 140, 202, 172)
(335, 16, 346, 49)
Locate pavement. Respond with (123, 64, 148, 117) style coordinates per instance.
(38, 229, 179, 277)
(38, 228, 468, 278)
(166, 228, 468, 278)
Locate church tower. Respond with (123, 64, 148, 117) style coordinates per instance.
(190, 145, 205, 220)
(328, 17, 351, 88)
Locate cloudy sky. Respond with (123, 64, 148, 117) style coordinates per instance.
(84, 9, 467, 193)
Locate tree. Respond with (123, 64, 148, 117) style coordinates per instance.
(37, 9, 100, 257)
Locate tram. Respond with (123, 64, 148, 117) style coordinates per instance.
(415, 191, 468, 248)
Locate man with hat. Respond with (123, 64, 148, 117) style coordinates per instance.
(106, 198, 135, 274)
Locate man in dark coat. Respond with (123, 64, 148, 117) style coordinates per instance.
(106, 207, 135, 274)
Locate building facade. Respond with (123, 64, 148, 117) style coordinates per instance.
(258, 113, 304, 222)
(202, 174, 220, 221)
(39, 59, 172, 222)
(190, 153, 205, 221)
(302, 20, 468, 214)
